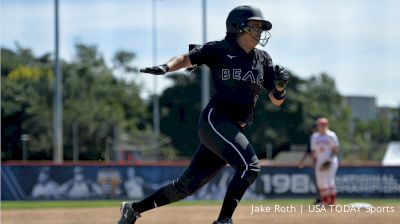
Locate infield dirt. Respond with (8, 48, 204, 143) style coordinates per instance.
(2, 205, 399, 224)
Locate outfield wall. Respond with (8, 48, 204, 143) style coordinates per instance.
(1, 164, 400, 200)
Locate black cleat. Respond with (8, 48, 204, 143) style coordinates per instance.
(213, 218, 233, 224)
(118, 201, 141, 224)
(313, 198, 322, 205)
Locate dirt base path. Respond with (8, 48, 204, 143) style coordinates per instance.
(2, 205, 399, 224)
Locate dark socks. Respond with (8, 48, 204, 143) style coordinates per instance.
(132, 183, 178, 213)
(217, 175, 254, 220)
(132, 177, 196, 213)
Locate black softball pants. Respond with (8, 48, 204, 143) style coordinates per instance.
(133, 106, 260, 220)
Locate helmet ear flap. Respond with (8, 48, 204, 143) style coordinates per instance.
(232, 22, 239, 29)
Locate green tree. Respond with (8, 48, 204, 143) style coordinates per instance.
(63, 43, 149, 159)
(1, 43, 55, 160)
(351, 118, 393, 161)
(158, 70, 202, 156)
(1, 43, 150, 160)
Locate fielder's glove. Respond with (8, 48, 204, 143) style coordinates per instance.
(319, 160, 332, 171)
(140, 64, 169, 75)
(274, 65, 290, 89)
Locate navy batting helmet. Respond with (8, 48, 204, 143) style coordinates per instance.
(226, 5, 272, 33)
(226, 5, 272, 46)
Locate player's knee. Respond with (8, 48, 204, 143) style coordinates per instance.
(236, 159, 260, 185)
(245, 169, 260, 185)
(250, 158, 261, 171)
(247, 158, 260, 182)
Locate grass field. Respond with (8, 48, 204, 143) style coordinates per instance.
(2, 199, 400, 224)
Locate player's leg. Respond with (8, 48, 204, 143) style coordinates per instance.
(328, 157, 339, 205)
(133, 143, 226, 212)
(119, 143, 226, 224)
(199, 107, 260, 222)
(312, 164, 321, 204)
(315, 168, 330, 205)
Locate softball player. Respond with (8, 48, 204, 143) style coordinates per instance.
(311, 118, 339, 205)
(118, 5, 290, 224)
(298, 124, 321, 204)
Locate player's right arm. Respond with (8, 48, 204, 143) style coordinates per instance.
(310, 133, 317, 160)
(140, 42, 216, 75)
(166, 54, 192, 72)
(298, 151, 309, 168)
(139, 53, 192, 75)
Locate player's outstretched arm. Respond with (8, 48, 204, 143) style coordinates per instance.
(166, 54, 192, 72)
(268, 65, 290, 106)
(140, 53, 192, 75)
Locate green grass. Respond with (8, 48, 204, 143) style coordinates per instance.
(1, 198, 399, 210)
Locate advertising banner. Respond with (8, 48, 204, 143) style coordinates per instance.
(2, 165, 399, 200)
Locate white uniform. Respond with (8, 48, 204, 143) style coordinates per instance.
(311, 130, 339, 191)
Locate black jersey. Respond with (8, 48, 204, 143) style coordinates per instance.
(189, 36, 276, 125)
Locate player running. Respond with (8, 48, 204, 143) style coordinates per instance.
(311, 118, 339, 205)
(118, 5, 290, 224)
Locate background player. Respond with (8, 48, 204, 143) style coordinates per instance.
(311, 118, 339, 205)
(118, 5, 290, 224)
(298, 123, 321, 204)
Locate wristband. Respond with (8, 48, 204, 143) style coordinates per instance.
(161, 64, 169, 72)
(272, 88, 286, 100)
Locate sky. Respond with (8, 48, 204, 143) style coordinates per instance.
(1, 0, 399, 107)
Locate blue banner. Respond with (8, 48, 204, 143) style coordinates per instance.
(1, 165, 400, 200)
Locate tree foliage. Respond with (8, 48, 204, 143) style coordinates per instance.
(2, 44, 397, 162)
(1, 43, 149, 160)
(158, 71, 202, 156)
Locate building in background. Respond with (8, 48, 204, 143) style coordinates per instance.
(377, 106, 398, 120)
(344, 96, 377, 122)
(378, 106, 400, 140)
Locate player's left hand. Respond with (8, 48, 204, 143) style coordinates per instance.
(140, 64, 169, 75)
(274, 65, 290, 90)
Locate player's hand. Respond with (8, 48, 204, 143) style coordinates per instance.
(274, 65, 290, 90)
(140, 64, 169, 75)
